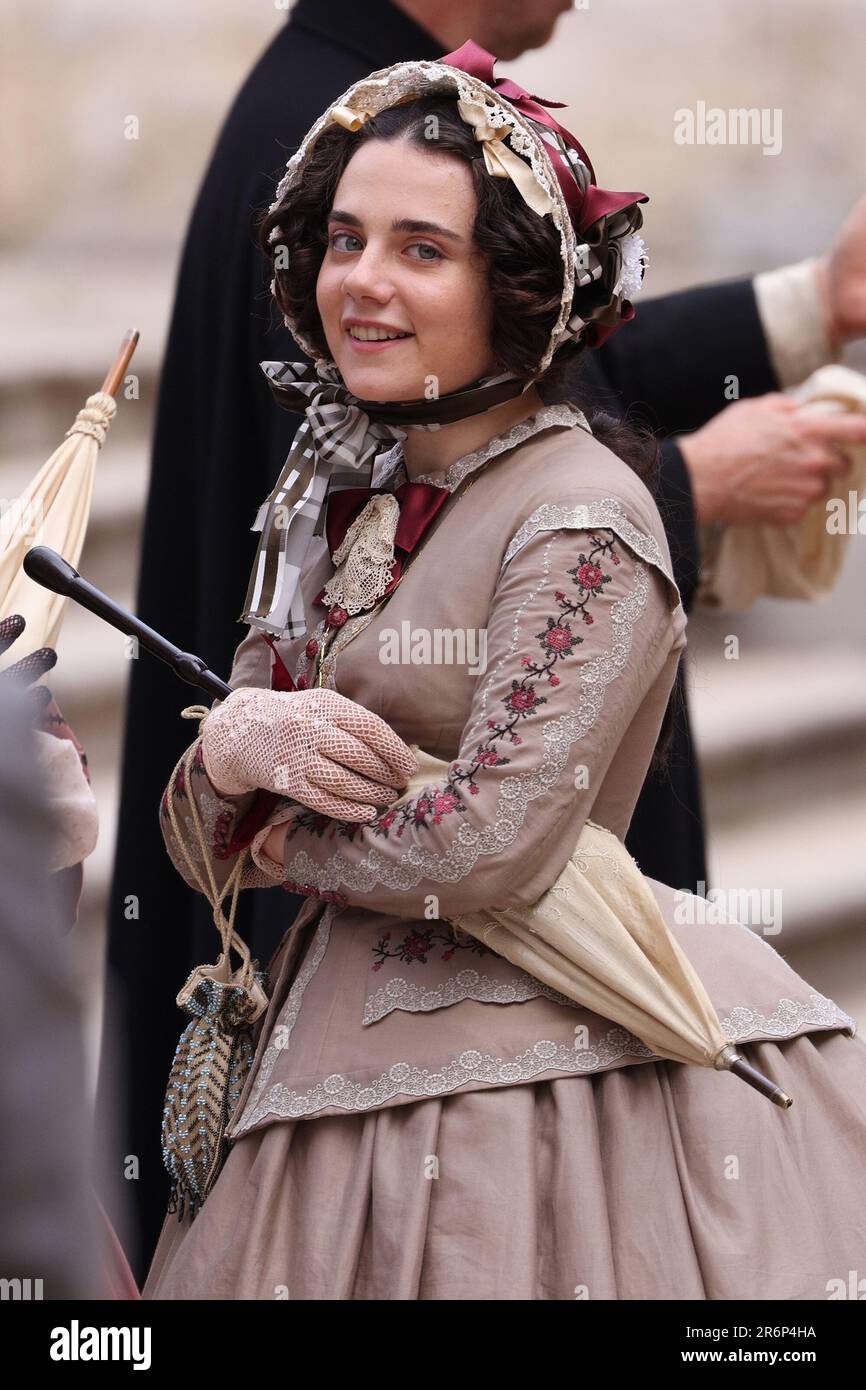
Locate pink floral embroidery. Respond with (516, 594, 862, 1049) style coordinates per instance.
(283, 878, 347, 906)
(160, 738, 240, 861)
(284, 531, 620, 846)
(371, 923, 490, 970)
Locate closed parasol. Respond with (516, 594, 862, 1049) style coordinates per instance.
(0, 330, 139, 668)
(398, 746, 793, 1109)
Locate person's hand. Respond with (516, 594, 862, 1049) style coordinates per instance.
(0, 614, 56, 720)
(679, 393, 866, 527)
(814, 194, 866, 349)
(200, 685, 418, 822)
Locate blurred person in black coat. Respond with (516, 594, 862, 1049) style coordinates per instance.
(0, 684, 101, 1300)
(103, 0, 862, 1276)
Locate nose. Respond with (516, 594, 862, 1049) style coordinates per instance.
(340, 240, 394, 303)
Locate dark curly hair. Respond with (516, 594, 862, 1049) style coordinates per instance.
(257, 94, 679, 772)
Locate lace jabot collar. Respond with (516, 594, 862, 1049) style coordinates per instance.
(371, 401, 591, 494)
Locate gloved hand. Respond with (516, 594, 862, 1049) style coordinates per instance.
(200, 685, 418, 822)
(0, 614, 97, 897)
(0, 613, 56, 717)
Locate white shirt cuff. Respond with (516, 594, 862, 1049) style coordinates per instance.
(753, 257, 839, 387)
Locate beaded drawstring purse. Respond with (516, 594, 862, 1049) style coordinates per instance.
(161, 711, 270, 1220)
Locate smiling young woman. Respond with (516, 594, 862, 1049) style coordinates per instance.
(142, 49, 866, 1304)
(259, 93, 656, 484)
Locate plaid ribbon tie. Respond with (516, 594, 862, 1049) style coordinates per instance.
(240, 361, 406, 638)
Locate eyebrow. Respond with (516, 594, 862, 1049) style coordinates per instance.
(327, 208, 465, 244)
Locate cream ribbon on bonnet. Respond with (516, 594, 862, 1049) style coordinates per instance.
(330, 98, 554, 219)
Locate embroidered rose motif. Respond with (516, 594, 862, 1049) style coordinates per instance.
(212, 808, 235, 860)
(576, 560, 603, 590)
(288, 531, 621, 852)
(372, 923, 490, 969)
(506, 685, 539, 714)
(538, 620, 577, 655)
(284, 877, 345, 905)
(432, 791, 461, 820)
(403, 932, 430, 959)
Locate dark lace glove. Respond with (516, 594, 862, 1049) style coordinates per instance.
(0, 614, 56, 719)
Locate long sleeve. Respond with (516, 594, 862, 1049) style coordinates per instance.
(254, 522, 681, 918)
(587, 277, 779, 436)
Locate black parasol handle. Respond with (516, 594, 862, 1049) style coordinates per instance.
(22, 547, 232, 702)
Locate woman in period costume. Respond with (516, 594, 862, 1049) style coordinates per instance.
(143, 42, 866, 1300)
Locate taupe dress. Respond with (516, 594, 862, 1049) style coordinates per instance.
(143, 402, 866, 1300)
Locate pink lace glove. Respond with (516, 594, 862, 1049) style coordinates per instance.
(200, 686, 418, 822)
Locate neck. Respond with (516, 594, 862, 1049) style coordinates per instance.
(401, 384, 547, 480)
(391, 0, 501, 54)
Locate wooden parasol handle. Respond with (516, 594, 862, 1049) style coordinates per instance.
(100, 328, 140, 398)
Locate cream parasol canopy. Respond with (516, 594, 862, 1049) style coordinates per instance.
(0, 330, 139, 670)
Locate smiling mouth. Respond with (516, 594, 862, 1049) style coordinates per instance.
(345, 326, 415, 344)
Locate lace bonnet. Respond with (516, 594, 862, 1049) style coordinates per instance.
(266, 39, 649, 377)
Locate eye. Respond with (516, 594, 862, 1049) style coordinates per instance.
(407, 242, 444, 262)
(329, 230, 362, 253)
(327, 231, 444, 262)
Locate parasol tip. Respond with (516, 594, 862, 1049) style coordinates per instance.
(716, 1046, 793, 1109)
(100, 329, 140, 398)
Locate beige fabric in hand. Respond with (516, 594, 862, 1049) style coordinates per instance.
(200, 686, 418, 822)
(697, 364, 866, 611)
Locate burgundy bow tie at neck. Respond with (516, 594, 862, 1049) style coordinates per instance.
(325, 481, 451, 555)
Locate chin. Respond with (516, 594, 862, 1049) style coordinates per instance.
(335, 360, 425, 404)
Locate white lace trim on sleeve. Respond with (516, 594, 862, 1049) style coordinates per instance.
(503, 499, 682, 611)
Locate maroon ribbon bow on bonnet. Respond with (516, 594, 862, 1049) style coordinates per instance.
(443, 39, 648, 346)
(445, 39, 644, 234)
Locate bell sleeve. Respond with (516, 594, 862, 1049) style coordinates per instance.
(250, 514, 684, 917)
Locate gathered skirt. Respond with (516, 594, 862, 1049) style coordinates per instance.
(143, 1018, 866, 1300)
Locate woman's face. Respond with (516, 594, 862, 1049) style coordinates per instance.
(316, 137, 497, 401)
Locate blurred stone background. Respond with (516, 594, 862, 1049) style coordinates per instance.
(1, 0, 864, 1092)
